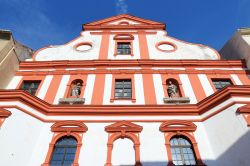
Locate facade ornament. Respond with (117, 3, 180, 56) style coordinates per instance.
(167, 81, 178, 98)
(71, 82, 81, 97)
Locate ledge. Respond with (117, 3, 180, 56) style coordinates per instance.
(59, 98, 85, 105)
(0, 86, 250, 116)
(163, 97, 190, 104)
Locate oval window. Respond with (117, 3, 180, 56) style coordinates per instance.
(75, 43, 92, 52)
(156, 42, 177, 52)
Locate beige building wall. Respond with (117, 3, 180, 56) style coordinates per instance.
(220, 28, 250, 68)
(0, 30, 32, 89)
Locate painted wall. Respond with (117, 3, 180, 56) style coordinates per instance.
(34, 29, 220, 61)
(203, 104, 250, 166)
(6, 69, 249, 105)
(0, 108, 53, 166)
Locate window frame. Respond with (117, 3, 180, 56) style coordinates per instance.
(19, 80, 42, 96)
(49, 136, 77, 166)
(170, 136, 197, 166)
(160, 120, 205, 166)
(114, 34, 134, 56)
(110, 75, 136, 103)
(211, 78, 233, 91)
(42, 121, 88, 166)
(114, 79, 132, 99)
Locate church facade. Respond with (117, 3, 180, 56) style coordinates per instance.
(1, 14, 250, 166)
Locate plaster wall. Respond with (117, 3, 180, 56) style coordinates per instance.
(35, 31, 102, 61)
(202, 104, 250, 166)
(220, 31, 250, 68)
(146, 30, 219, 60)
(0, 108, 52, 166)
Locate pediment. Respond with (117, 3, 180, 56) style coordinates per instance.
(83, 14, 165, 30)
(237, 104, 250, 113)
(105, 121, 142, 132)
(0, 108, 11, 118)
(51, 120, 88, 132)
(160, 120, 197, 132)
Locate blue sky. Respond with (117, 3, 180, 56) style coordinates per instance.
(1, 0, 250, 51)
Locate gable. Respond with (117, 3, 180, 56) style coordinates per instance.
(83, 14, 165, 30)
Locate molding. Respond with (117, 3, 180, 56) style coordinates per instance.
(105, 121, 143, 133)
(159, 120, 197, 132)
(0, 108, 12, 118)
(51, 120, 88, 133)
(1, 86, 250, 117)
(105, 121, 143, 166)
(18, 60, 247, 71)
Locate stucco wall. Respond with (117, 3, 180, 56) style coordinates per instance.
(202, 104, 250, 166)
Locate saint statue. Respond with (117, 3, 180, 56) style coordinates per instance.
(167, 81, 178, 98)
(71, 82, 81, 97)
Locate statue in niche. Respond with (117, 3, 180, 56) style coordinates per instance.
(71, 82, 82, 97)
(167, 80, 179, 98)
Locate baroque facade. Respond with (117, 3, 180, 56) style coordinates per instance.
(1, 14, 250, 166)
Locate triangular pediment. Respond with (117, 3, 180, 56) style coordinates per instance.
(83, 14, 165, 30)
(105, 121, 142, 132)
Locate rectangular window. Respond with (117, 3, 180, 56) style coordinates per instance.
(21, 80, 41, 95)
(117, 42, 131, 55)
(212, 79, 232, 90)
(115, 79, 132, 99)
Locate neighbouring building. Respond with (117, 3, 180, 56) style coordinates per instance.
(220, 28, 250, 68)
(1, 14, 250, 166)
(0, 30, 33, 89)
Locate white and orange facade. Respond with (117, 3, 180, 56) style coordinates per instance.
(1, 14, 250, 166)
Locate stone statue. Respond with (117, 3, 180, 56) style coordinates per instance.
(167, 81, 178, 98)
(71, 82, 81, 97)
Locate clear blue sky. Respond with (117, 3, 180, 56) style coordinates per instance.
(1, 0, 250, 51)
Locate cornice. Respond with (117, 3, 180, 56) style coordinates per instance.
(19, 59, 247, 70)
(0, 86, 250, 116)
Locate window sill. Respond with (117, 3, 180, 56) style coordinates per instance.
(110, 98, 136, 103)
(114, 53, 134, 56)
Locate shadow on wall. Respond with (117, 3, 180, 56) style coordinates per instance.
(203, 130, 250, 166)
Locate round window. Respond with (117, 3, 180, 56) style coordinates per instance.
(75, 43, 92, 52)
(156, 42, 177, 52)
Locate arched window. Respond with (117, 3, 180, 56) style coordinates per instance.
(170, 136, 197, 166)
(50, 136, 77, 166)
(166, 78, 181, 98)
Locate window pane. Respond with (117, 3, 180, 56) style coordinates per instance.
(212, 79, 232, 90)
(50, 136, 77, 166)
(21, 81, 41, 95)
(170, 136, 197, 166)
(117, 42, 131, 55)
(114, 79, 132, 99)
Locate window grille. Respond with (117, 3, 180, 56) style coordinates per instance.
(115, 79, 132, 99)
(50, 136, 77, 166)
(170, 136, 197, 166)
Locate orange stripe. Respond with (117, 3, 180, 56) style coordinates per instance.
(138, 31, 149, 59)
(99, 31, 110, 59)
(142, 74, 157, 104)
(188, 74, 206, 102)
(238, 74, 250, 85)
(91, 74, 105, 104)
(44, 75, 63, 103)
